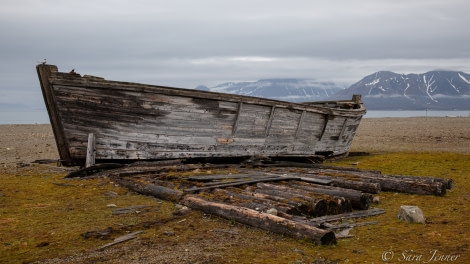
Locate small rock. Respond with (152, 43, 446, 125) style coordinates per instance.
(106, 204, 117, 207)
(397, 205, 426, 223)
(293, 248, 306, 255)
(266, 208, 278, 216)
(372, 196, 380, 204)
(163, 231, 175, 236)
(173, 205, 191, 216)
(103, 191, 119, 197)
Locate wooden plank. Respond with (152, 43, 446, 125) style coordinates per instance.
(98, 231, 143, 251)
(303, 208, 385, 227)
(36, 65, 72, 165)
(232, 102, 243, 136)
(295, 110, 306, 138)
(185, 176, 299, 192)
(319, 114, 329, 140)
(85, 133, 95, 168)
(264, 106, 276, 136)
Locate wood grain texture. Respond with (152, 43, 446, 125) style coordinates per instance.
(37, 64, 366, 165)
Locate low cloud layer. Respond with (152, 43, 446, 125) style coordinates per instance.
(1, 0, 470, 109)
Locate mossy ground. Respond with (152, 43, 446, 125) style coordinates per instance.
(1, 152, 469, 263)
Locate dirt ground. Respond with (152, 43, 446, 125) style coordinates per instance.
(1, 117, 469, 264)
(1, 117, 469, 167)
(349, 117, 470, 154)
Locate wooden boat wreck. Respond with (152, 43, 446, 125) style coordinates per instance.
(37, 64, 366, 166)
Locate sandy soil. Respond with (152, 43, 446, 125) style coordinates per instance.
(350, 117, 470, 154)
(1, 117, 469, 167)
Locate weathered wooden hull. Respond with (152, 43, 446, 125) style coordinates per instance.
(37, 64, 366, 166)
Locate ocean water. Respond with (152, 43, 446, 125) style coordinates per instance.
(0, 110, 50, 124)
(1, 110, 469, 125)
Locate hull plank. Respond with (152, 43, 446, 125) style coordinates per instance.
(37, 64, 366, 166)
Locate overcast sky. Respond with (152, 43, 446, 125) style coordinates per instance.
(2, 0, 470, 109)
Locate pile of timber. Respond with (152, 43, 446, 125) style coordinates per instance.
(67, 158, 453, 245)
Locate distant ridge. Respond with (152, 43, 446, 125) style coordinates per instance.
(331, 71, 470, 110)
(196, 71, 470, 110)
(196, 79, 345, 102)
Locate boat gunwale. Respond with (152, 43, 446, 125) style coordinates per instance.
(46, 68, 366, 118)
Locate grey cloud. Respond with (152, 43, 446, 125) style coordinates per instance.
(1, 0, 470, 109)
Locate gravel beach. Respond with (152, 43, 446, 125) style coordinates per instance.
(1, 117, 469, 167)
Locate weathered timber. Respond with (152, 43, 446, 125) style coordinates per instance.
(85, 133, 95, 168)
(325, 171, 448, 196)
(289, 181, 373, 210)
(186, 174, 253, 181)
(181, 195, 336, 245)
(212, 188, 319, 217)
(200, 175, 284, 187)
(37, 64, 366, 166)
(305, 167, 451, 195)
(252, 170, 380, 193)
(247, 189, 329, 217)
(114, 178, 183, 202)
(374, 177, 446, 196)
(98, 231, 144, 251)
(325, 196, 352, 215)
(298, 174, 381, 194)
(257, 182, 371, 210)
(185, 176, 299, 193)
(112, 205, 150, 215)
(383, 174, 454, 190)
(303, 208, 386, 227)
(65, 163, 125, 178)
(254, 186, 333, 216)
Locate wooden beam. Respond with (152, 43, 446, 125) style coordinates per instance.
(295, 110, 306, 138)
(36, 64, 72, 165)
(85, 133, 96, 168)
(319, 114, 329, 140)
(232, 102, 243, 136)
(337, 119, 348, 141)
(264, 106, 276, 137)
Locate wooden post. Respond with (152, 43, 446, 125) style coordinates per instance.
(85, 133, 95, 168)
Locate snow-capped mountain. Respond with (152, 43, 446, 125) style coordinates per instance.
(196, 79, 345, 102)
(331, 71, 470, 110)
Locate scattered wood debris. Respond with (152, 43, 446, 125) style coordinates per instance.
(67, 157, 453, 245)
(97, 231, 144, 251)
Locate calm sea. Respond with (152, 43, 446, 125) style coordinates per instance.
(0, 109, 469, 125)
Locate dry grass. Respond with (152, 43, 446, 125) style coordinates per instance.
(1, 152, 469, 263)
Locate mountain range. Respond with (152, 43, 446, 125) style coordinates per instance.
(196, 79, 345, 102)
(197, 71, 470, 110)
(331, 71, 470, 110)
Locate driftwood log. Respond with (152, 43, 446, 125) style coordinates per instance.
(213, 188, 327, 217)
(255, 183, 352, 214)
(181, 195, 336, 245)
(114, 178, 183, 202)
(257, 182, 372, 210)
(305, 168, 449, 196)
